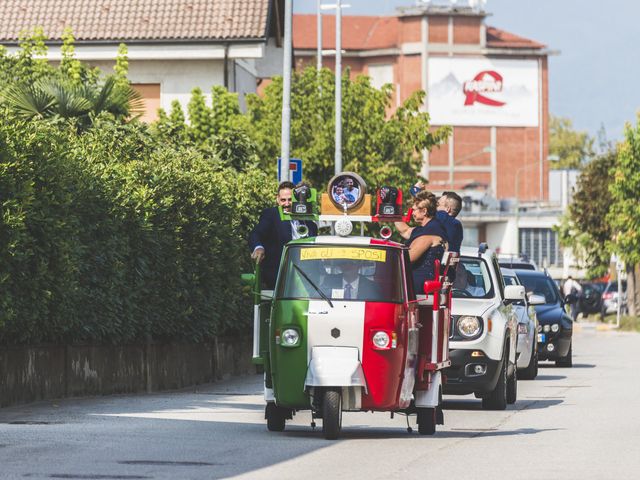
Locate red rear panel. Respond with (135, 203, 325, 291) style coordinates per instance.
(361, 302, 406, 410)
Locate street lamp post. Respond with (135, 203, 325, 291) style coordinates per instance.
(317, 0, 322, 71)
(334, 0, 343, 174)
(320, 3, 350, 175)
(280, 0, 293, 182)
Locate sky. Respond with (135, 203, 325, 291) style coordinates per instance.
(293, 0, 640, 142)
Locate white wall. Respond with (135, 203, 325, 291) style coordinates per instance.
(91, 59, 227, 115)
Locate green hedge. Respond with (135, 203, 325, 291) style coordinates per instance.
(0, 115, 275, 344)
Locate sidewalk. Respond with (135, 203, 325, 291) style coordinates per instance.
(574, 319, 619, 332)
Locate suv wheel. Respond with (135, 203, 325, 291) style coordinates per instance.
(482, 352, 507, 410)
(519, 348, 538, 380)
(556, 343, 573, 368)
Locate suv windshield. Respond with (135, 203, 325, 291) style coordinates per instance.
(276, 245, 404, 303)
(452, 257, 494, 299)
(517, 274, 560, 304)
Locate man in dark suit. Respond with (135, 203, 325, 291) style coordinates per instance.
(322, 260, 381, 300)
(249, 181, 318, 289)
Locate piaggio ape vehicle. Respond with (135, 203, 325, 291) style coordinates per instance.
(245, 174, 458, 439)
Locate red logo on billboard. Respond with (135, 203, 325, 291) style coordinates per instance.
(463, 70, 506, 107)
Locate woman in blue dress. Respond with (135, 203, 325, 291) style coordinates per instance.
(395, 190, 447, 294)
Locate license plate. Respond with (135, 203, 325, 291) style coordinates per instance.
(537, 333, 546, 343)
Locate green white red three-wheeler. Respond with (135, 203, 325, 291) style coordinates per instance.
(247, 175, 457, 439)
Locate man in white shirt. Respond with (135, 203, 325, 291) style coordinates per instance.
(563, 276, 582, 321)
(342, 177, 360, 204)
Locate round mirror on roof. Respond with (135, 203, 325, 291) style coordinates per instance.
(327, 172, 367, 212)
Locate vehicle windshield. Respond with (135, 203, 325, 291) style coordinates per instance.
(452, 257, 494, 299)
(503, 275, 518, 286)
(517, 274, 560, 304)
(276, 245, 405, 303)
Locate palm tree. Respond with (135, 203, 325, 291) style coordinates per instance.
(1, 75, 144, 130)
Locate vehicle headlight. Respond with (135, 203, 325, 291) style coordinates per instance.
(457, 316, 482, 339)
(372, 331, 390, 349)
(551, 323, 560, 332)
(543, 324, 551, 333)
(281, 328, 300, 347)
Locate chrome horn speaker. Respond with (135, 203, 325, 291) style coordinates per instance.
(297, 224, 310, 238)
(380, 225, 393, 240)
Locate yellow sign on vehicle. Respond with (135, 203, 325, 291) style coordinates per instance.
(300, 247, 387, 262)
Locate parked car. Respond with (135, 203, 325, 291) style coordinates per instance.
(601, 280, 628, 319)
(443, 245, 525, 410)
(501, 268, 544, 380)
(514, 269, 573, 367)
(577, 281, 606, 316)
(498, 254, 538, 271)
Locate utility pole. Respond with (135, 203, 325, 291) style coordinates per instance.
(334, 0, 343, 174)
(280, 0, 293, 182)
(317, 0, 322, 71)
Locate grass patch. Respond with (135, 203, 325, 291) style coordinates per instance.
(601, 314, 640, 332)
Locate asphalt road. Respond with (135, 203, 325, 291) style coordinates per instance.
(1, 323, 638, 480)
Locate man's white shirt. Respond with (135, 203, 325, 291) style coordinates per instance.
(342, 277, 360, 299)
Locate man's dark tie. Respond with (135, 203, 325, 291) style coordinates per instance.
(344, 283, 352, 299)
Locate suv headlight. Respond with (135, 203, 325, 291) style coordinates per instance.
(457, 316, 482, 339)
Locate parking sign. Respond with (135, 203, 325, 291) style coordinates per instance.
(278, 158, 302, 184)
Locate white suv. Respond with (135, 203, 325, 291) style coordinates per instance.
(442, 245, 525, 410)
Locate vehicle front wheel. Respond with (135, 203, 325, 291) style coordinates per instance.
(482, 355, 507, 410)
(519, 348, 538, 380)
(417, 407, 437, 435)
(556, 343, 573, 368)
(265, 402, 286, 432)
(322, 388, 342, 440)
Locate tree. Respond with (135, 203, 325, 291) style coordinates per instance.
(0, 32, 143, 131)
(608, 116, 640, 316)
(557, 151, 615, 278)
(246, 66, 450, 190)
(549, 115, 595, 169)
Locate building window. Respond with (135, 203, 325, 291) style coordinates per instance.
(131, 83, 161, 123)
(519, 228, 563, 267)
(367, 64, 394, 90)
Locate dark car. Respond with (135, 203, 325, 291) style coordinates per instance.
(514, 269, 573, 367)
(578, 281, 606, 316)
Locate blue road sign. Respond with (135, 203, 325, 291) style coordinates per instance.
(278, 158, 303, 184)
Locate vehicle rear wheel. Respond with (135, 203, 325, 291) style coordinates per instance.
(322, 388, 342, 440)
(519, 348, 538, 380)
(556, 343, 573, 368)
(482, 354, 507, 410)
(506, 362, 517, 404)
(417, 407, 436, 435)
(266, 402, 286, 432)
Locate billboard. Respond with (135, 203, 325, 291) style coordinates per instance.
(428, 57, 540, 127)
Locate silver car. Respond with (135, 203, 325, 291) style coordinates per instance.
(501, 268, 544, 380)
